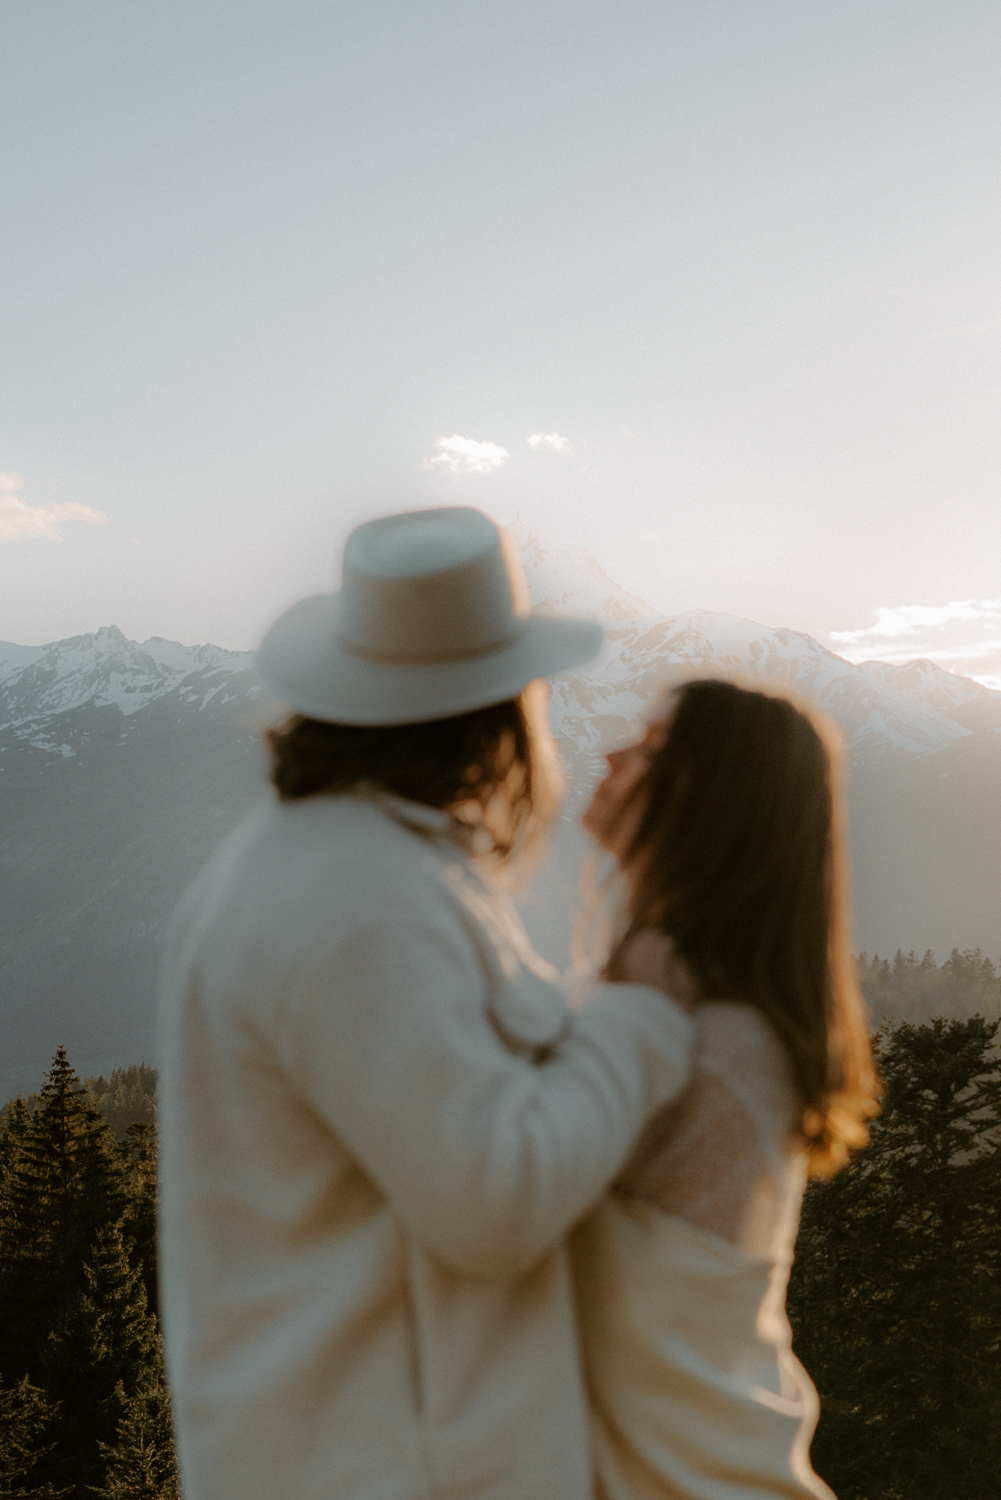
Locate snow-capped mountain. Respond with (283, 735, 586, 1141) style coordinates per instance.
(0, 625, 255, 732)
(514, 523, 660, 622)
(517, 527, 1001, 791)
(0, 631, 267, 1089)
(4, 532, 997, 770)
(858, 656, 1001, 732)
(512, 531, 1001, 993)
(2, 527, 1000, 1086)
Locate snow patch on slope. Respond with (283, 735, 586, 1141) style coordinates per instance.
(0, 624, 256, 732)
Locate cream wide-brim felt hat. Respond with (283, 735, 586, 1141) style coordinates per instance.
(257, 506, 603, 726)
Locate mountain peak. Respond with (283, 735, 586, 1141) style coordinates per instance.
(511, 523, 662, 623)
(0, 627, 256, 729)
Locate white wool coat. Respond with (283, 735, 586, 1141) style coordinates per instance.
(158, 794, 693, 1500)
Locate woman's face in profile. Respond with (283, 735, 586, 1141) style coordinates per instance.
(582, 715, 668, 862)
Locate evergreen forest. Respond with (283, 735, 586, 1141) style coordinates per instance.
(0, 952, 999, 1500)
(788, 1013, 1001, 1499)
(858, 945, 1001, 1026)
(0, 1056, 174, 1499)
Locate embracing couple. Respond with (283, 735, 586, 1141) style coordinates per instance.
(158, 506, 877, 1500)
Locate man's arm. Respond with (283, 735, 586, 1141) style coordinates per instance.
(279, 919, 692, 1279)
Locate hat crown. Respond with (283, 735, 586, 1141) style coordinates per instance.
(338, 507, 528, 663)
(256, 502, 602, 725)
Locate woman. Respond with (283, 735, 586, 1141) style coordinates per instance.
(157, 505, 694, 1500)
(575, 679, 879, 1500)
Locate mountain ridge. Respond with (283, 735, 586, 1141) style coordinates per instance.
(5, 526, 1000, 756)
(2, 527, 1000, 1085)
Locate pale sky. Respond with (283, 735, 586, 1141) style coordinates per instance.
(2, 2, 1000, 684)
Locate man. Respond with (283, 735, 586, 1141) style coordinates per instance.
(158, 505, 691, 1499)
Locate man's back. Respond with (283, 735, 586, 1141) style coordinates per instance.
(158, 794, 594, 1500)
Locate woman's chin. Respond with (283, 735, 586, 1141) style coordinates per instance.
(581, 806, 615, 855)
(581, 800, 601, 839)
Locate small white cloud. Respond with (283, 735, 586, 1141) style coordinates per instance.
(424, 435, 510, 475)
(527, 432, 572, 455)
(0, 471, 108, 542)
(830, 598, 1001, 683)
(831, 599, 1001, 648)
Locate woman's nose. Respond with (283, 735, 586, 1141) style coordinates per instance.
(607, 748, 625, 772)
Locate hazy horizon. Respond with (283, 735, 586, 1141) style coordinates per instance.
(3, 517, 1000, 693)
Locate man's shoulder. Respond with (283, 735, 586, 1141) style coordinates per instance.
(269, 793, 459, 881)
(175, 793, 463, 950)
(161, 796, 477, 1026)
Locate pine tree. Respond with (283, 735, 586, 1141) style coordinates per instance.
(0, 1371, 69, 1499)
(0, 1050, 126, 1389)
(789, 1016, 1001, 1500)
(119, 1126, 158, 1322)
(90, 1339, 179, 1500)
(0, 1056, 175, 1496)
(83, 1222, 156, 1406)
(0, 1052, 148, 1497)
(38, 1224, 158, 1494)
(0, 1101, 33, 1201)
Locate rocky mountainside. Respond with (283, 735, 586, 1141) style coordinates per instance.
(511, 525, 1000, 769)
(0, 633, 267, 1087)
(0, 627, 253, 727)
(2, 527, 1000, 1087)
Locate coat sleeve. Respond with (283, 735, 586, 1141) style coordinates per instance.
(278, 917, 692, 1280)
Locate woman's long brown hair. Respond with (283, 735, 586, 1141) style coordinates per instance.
(613, 678, 878, 1176)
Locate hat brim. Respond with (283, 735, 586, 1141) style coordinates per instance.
(257, 594, 603, 726)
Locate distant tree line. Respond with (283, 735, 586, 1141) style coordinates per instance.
(859, 945, 1001, 1026)
(85, 1066, 158, 1148)
(2, 999, 999, 1499)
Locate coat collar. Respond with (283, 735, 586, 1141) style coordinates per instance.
(372, 792, 493, 858)
(375, 792, 453, 837)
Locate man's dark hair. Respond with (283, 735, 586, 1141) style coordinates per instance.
(266, 685, 560, 864)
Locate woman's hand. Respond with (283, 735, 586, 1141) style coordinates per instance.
(609, 930, 699, 1013)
